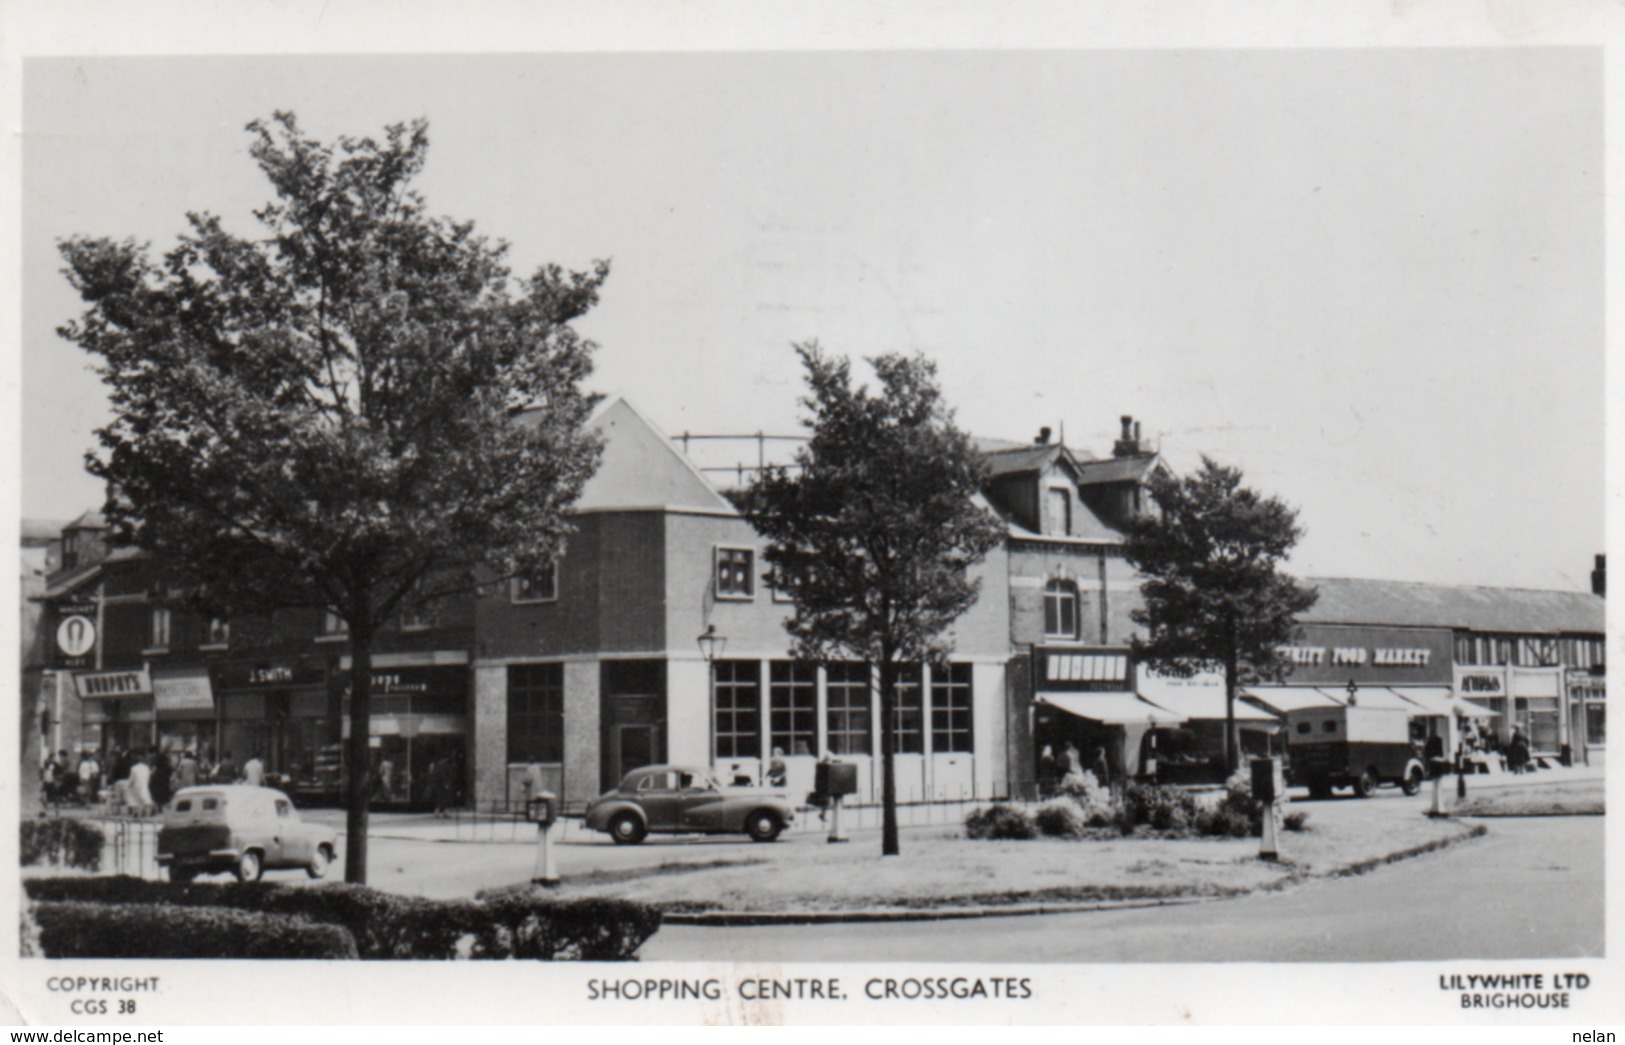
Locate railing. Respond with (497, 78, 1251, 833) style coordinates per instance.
(87, 816, 164, 880)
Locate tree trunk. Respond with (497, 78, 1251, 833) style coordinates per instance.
(1223, 651, 1239, 775)
(344, 625, 373, 884)
(878, 658, 900, 857)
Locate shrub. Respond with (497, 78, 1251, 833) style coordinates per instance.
(1122, 782, 1201, 834)
(22, 876, 661, 961)
(1056, 774, 1118, 826)
(33, 901, 358, 959)
(20, 818, 103, 870)
(1032, 798, 1089, 839)
(1282, 810, 1310, 833)
(965, 804, 1038, 840)
(1196, 806, 1253, 838)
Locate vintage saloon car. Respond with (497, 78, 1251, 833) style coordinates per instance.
(583, 764, 795, 844)
(157, 785, 338, 883)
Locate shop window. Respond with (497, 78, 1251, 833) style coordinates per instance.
(713, 660, 761, 759)
(1585, 704, 1606, 746)
(715, 547, 755, 600)
(1043, 579, 1079, 639)
(511, 561, 558, 604)
(769, 661, 816, 756)
(930, 663, 974, 754)
(508, 663, 564, 764)
(826, 662, 872, 756)
(890, 665, 924, 755)
(148, 607, 172, 650)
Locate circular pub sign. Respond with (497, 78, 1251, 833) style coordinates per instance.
(56, 615, 96, 658)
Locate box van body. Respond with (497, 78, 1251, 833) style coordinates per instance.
(1285, 705, 1425, 798)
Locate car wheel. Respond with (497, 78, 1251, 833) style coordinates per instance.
(1354, 769, 1378, 798)
(609, 812, 646, 845)
(235, 849, 264, 883)
(168, 866, 196, 886)
(746, 809, 783, 843)
(1400, 765, 1425, 796)
(307, 844, 333, 879)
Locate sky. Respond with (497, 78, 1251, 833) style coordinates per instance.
(19, 49, 1603, 592)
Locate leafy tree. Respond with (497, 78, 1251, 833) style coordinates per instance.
(1123, 458, 1318, 772)
(57, 112, 605, 883)
(748, 344, 1004, 857)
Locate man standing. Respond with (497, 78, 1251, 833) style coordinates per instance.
(127, 751, 154, 816)
(242, 750, 266, 788)
(174, 750, 199, 790)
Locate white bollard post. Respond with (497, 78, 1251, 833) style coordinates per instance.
(1430, 771, 1445, 816)
(532, 821, 559, 888)
(828, 795, 849, 843)
(1259, 798, 1280, 862)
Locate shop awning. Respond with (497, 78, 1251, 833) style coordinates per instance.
(153, 669, 215, 719)
(1139, 688, 1279, 723)
(1240, 686, 1341, 715)
(1038, 692, 1185, 726)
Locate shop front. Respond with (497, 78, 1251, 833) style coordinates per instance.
(213, 658, 334, 791)
(152, 667, 215, 759)
(1453, 664, 1567, 756)
(338, 663, 471, 809)
(1031, 647, 1181, 787)
(1566, 668, 1605, 767)
(75, 667, 155, 756)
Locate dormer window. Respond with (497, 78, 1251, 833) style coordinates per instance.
(1048, 487, 1072, 537)
(1044, 579, 1079, 639)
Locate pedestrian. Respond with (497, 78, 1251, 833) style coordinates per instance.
(766, 747, 788, 788)
(1062, 741, 1082, 781)
(214, 750, 237, 785)
(174, 749, 199, 791)
(242, 749, 266, 788)
(150, 749, 173, 807)
(78, 750, 101, 805)
(40, 751, 63, 806)
(1090, 745, 1111, 789)
(1507, 729, 1529, 775)
(127, 751, 154, 816)
(1037, 744, 1057, 796)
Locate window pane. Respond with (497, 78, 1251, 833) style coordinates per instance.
(1043, 580, 1078, 639)
(826, 662, 872, 756)
(930, 663, 974, 754)
(714, 660, 761, 759)
(769, 661, 817, 756)
(890, 665, 924, 755)
(507, 663, 564, 764)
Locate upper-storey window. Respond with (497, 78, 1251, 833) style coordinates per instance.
(715, 547, 755, 600)
(321, 609, 348, 637)
(511, 560, 559, 604)
(148, 607, 172, 650)
(202, 617, 230, 648)
(1044, 579, 1079, 639)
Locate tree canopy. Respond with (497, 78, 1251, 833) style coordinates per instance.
(57, 112, 606, 881)
(1123, 457, 1318, 771)
(747, 343, 1003, 855)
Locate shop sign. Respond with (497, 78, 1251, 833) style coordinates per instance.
(1458, 674, 1504, 695)
(1043, 651, 1129, 691)
(1372, 648, 1431, 667)
(1276, 645, 1325, 666)
(1277, 646, 1431, 668)
(56, 615, 97, 658)
(217, 661, 324, 689)
(75, 668, 153, 699)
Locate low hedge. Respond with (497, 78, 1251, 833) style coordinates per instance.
(965, 804, 1038, 840)
(21, 818, 104, 870)
(32, 901, 358, 959)
(23, 877, 661, 961)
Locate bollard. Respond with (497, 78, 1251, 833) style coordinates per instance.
(827, 795, 849, 844)
(1259, 798, 1280, 862)
(531, 821, 559, 887)
(1430, 770, 1445, 816)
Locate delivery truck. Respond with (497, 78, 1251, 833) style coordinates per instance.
(1285, 704, 1426, 799)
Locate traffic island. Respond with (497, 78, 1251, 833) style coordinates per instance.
(511, 797, 1485, 920)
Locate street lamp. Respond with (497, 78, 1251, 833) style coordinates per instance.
(1345, 678, 1359, 707)
(697, 624, 727, 766)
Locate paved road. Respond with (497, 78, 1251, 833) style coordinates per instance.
(640, 815, 1605, 962)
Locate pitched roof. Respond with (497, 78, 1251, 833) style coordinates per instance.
(572, 397, 738, 516)
(67, 510, 106, 530)
(1300, 577, 1605, 634)
(1074, 454, 1161, 485)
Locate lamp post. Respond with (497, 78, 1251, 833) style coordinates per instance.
(1345, 678, 1359, 707)
(697, 624, 726, 768)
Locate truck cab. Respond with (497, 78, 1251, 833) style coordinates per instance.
(1285, 704, 1426, 799)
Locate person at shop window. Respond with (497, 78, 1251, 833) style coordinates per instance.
(766, 747, 788, 788)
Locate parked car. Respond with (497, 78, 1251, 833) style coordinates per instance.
(157, 785, 338, 883)
(583, 764, 795, 844)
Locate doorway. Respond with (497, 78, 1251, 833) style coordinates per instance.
(614, 724, 657, 783)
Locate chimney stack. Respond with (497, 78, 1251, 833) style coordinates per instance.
(1592, 554, 1606, 597)
(1035, 427, 1051, 445)
(1113, 414, 1142, 458)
